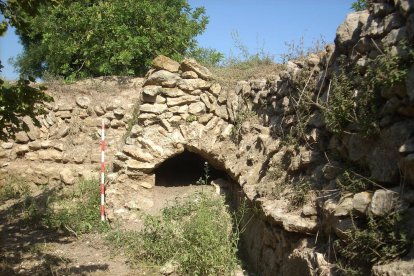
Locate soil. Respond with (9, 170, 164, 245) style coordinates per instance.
(0, 184, 215, 276)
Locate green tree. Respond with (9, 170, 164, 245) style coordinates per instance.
(351, 0, 368, 11)
(14, 0, 208, 80)
(0, 0, 53, 139)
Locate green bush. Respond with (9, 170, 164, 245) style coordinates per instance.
(335, 211, 411, 275)
(108, 193, 241, 275)
(351, 0, 368, 11)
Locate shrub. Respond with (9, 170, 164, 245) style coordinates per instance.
(351, 0, 368, 11)
(335, 210, 411, 275)
(323, 45, 414, 136)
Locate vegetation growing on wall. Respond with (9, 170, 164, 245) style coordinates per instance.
(324, 44, 414, 136)
(335, 210, 411, 275)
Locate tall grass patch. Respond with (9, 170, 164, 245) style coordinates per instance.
(45, 178, 109, 234)
(108, 193, 241, 275)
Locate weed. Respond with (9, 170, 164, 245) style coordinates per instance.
(335, 170, 371, 194)
(281, 35, 326, 63)
(231, 110, 256, 144)
(334, 210, 411, 275)
(186, 115, 198, 123)
(196, 162, 210, 185)
(289, 180, 311, 209)
(123, 101, 140, 142)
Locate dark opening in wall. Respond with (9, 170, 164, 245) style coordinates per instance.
(154, 150, 227, 187)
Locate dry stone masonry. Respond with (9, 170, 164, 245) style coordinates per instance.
(1, 0, 414, 275)
(0, 77, 143, 188)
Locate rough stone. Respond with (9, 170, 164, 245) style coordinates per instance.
(142, 85, 162, 103)
(180, 59, 213, 80)
(152, 55, 180, 73)
(161, 87, 185, 98)
(215, 105, 229, 120)
(369, 121, 414, 183)
(382, 27, 407, 46)
(60, 168, 75, 185)
(126, 159, 155, 173)
(209, 83, 221, 96)
(353, 192, 373, 214)
(76, 96, 91, 109)
(166, 95, 198, 107)
(15, 145, 29, 155)
(145, 70, 180, 86)
(1, 142, 13, 149)
(369, 189, 398, 216)
(302, 204, 317, 216)
(94, 105, 106, 116)
(140, 103, 167, 114)
(123, 146, 154, 162)
(334, 196, 353, 217)
(178, 79, 210, 91)
(188, 102, 206, 115)
(181, 71, 198, 79)
(15, 132, 30, 144)
(336, 11, 366, 49)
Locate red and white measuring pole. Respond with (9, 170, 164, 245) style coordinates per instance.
(100, 119, 106, 221)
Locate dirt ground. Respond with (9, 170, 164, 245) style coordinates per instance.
(0, 184, 216, 276)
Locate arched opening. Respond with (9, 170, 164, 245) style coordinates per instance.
(154, 150, 228, 187)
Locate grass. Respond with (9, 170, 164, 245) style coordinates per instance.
(45, 178, 110, 234)
(0, 176, 31, 203)
(0, 177, 109, 234)
(107, 192, 243, 275)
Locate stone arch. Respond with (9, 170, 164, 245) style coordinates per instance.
(153, 148, 230, 187)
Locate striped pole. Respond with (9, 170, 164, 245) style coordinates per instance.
(100, 119, 105, 221)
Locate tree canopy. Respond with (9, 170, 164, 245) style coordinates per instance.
(0, 0, 53, 139)
(14, 0, 209, 80)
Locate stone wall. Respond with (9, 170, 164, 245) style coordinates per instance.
(0, 77, 143, 187)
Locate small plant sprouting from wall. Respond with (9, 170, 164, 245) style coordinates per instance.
(231, 110, 256, 144)
(335, 169, 371, 194)
(186, 114, 198, 123)
(289, 180, 311, 209)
